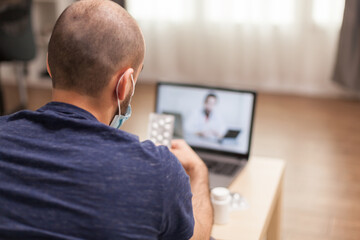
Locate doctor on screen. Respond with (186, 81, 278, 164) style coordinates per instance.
(185, 93, 226, 141)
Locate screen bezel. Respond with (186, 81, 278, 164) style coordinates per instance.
(155, 82, 257, 160)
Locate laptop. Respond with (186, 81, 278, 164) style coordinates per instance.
(155, 82, 257, 189)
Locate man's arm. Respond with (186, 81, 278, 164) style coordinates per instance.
(170, 139, 213, 240)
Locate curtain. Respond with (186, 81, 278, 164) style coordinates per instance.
(127, 0, 345, 95)
(333, 0, 360, 91)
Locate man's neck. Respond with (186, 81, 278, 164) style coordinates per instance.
(52, 88, 113, 125)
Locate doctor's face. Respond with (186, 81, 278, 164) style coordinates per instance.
(204, 96, 217, 112)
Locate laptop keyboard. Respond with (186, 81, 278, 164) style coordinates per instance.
(203, 159, 240, 176)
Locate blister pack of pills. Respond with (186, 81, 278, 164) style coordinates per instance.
(148, 113, 175, 147)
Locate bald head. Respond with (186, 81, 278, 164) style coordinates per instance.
(48, 0, 145, 97)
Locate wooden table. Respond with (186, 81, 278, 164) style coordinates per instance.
(211, 157, 285, 240)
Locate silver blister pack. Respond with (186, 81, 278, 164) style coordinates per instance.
(148, 113, 175, 147)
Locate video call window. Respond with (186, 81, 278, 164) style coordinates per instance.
(156, 84, 255, 155)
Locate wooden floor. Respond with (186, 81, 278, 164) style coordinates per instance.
(2, 83, 360, 240)
(252, 93, 360, 240)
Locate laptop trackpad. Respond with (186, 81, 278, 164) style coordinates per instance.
(197, 152, 247, 188)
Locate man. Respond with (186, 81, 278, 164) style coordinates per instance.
(185, 93, 226, 141)
(0, 1, 213, 239)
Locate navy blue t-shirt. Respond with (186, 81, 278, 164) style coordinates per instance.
(0, 102, 194, 240)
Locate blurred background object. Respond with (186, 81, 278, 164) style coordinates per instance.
(112, 0, 125, 8)
(0, 0, 36, 114)
(333, 0, 360, 91)
(0, 0, 73, 115)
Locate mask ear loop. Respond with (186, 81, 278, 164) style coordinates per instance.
(130, 74, 135, 97)
(115, 74, 124, 115)
(115, 73, 135, 115)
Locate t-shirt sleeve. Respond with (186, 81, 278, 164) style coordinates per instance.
(158, 146, 194, 240)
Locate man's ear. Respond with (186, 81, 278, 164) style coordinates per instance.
(46, 53, 52, 78)
(116, 68, 134, 101)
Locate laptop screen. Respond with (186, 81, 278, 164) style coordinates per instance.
(156, 83, 256, 156)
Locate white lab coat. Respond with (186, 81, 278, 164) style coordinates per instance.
(185, 109, 226, 140)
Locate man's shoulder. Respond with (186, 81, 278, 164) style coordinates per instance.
(0, 114, 8, 123)
(135, 140, 177, 167)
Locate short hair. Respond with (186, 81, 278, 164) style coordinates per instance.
(204, 93, 217, 103)
(48, 0, 145, 97)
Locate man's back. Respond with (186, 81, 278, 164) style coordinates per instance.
(0, 102, 194, 240)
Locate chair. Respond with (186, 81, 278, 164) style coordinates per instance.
(0, 0, 36, 115)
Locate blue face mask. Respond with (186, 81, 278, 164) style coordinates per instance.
(110, 74, 135, 129)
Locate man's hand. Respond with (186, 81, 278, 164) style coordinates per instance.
(170, 139, 213, 240)
(170, 139, 207, 176)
